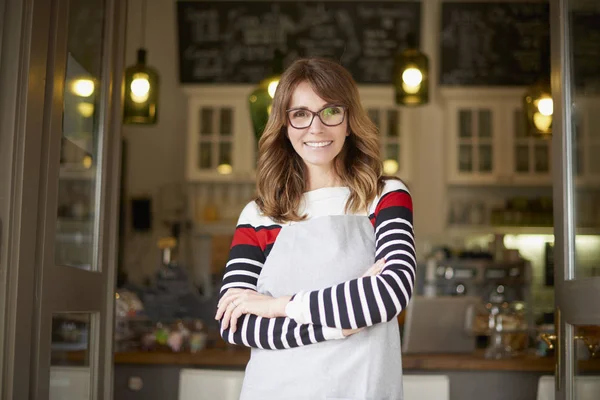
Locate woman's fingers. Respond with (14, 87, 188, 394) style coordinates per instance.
(342, 327, 365, 337)
(216, 289, 250, 320)
(220, 301, 239, 330)
(361, 259, 386, 278)
(230, 304, 246, 333)
(217, 288, 243, 308)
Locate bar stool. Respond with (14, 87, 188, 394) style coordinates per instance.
(537, 376, 600, 400)
(179, 369, 244, 400)
(403, 375, 450, 400)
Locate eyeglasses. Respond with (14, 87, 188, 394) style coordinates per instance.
(286, 105, 347, 129)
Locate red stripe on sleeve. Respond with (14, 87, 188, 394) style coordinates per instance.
(375, 191, 413, 216)
(256, 227, 281, 250)
(230, 226, 281, 251)
(231, 227, 261, 248)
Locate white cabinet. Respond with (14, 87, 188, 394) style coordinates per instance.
(359, 87, 414, 183)
(505, 104, 552, 185)
(444, 89, 552, 186)
(444, 90, 600, 187)
(184, 86, 256, 182)
(446, 97, 500, 185)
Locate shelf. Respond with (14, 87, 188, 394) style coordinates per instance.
(59, 166, 96, 180)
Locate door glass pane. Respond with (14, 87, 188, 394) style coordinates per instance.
(200, 108, 213, 135)
(478, 109, 492, 138)
(534, 144, 550, 173)
(458, 144, 473, 172)
(386, 143, 399, 160)
(198, 142, 212, 169)
(478, 144, 492, 172)
(514, 109, 526, 137)
(387, 109, 399, 137)
(459, 110, 472, 138)
(219, 108, 232, 136)
(569, 0, 600, 279)
(571, 324, 600, 400)
(50, 313, 91, 367)
(49, 313, 91, 400)
(56, 0, 105, 270)
(368, 109, 380, 128)
(515, 145, 529, 173)
(218, 142, 232, 167)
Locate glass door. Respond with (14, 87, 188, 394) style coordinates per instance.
(551, 1, 600, 399)
(28, 0, 124, 399)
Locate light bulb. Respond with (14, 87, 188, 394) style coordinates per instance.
(383, 159, 399, 175)
(77, 102, 94, 118)
(533, 113, 552, 132)
(267, 80, 279, 98)
(536, 97, 553, 116)
(216, 163, 232, 175)
(82, 155, 93, 169)
(401, 67, 423, 95)
(130, 73, 150, 103)
(72, 79, 94, 97)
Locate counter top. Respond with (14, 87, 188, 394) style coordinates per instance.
(108, 348, 600, 373)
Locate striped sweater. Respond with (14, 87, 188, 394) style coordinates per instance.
(219, 179, 416, 350)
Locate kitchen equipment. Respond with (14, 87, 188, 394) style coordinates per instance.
(402, 296, 480, 354)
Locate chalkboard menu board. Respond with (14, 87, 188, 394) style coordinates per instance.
(440, 2, 550, 86)
(176, 1, 421, 84)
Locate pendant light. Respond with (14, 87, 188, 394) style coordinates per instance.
(523, 37, 552, 137)
(123, 0, 159, 125)
(393, 33, 429, 107)
(249, 49, 284, 141)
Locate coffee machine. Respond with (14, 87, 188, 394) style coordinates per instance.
(417, 256, 532, 305)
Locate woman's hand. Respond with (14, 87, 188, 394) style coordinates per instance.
(215, 289, 291, 333)
(342, 258, 386, 337)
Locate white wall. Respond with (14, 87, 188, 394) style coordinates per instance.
(122, 0, 188, 283)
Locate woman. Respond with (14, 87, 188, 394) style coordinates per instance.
(215, 57, 416, 400)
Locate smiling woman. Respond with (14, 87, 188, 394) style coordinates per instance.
(215, 58, 416, 400)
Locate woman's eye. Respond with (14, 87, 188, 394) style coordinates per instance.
(323, 107, 341, 116)
(293, 111, 308, 118)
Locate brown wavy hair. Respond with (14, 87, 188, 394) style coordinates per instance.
(255, 57, 385, 222)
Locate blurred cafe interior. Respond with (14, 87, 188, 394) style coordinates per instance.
(1, 0, 600, 399)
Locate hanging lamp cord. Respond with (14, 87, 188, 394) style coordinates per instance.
(140, 0, 146, 49)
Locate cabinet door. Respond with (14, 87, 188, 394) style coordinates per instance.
(447, 101, 499, 184)
(360, 87, 413, 182)
(507, 106, 553, 185)
(185, 88, 255, 182)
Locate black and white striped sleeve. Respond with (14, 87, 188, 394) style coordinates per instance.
(285, 180, 416, 329)
(218, 202, 345, 349)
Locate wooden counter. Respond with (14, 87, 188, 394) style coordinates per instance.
(110, 348, 600, 373)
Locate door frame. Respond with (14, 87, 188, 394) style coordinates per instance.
(1, 0, 53, 398)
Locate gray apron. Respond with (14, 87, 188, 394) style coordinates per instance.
(240, 215, 404, 400)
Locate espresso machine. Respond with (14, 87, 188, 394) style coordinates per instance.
(418, 255, 532, 305)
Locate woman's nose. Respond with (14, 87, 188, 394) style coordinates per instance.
(308, 114, 324, 134)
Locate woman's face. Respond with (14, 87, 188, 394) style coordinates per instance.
(286, 81, 348, 171)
